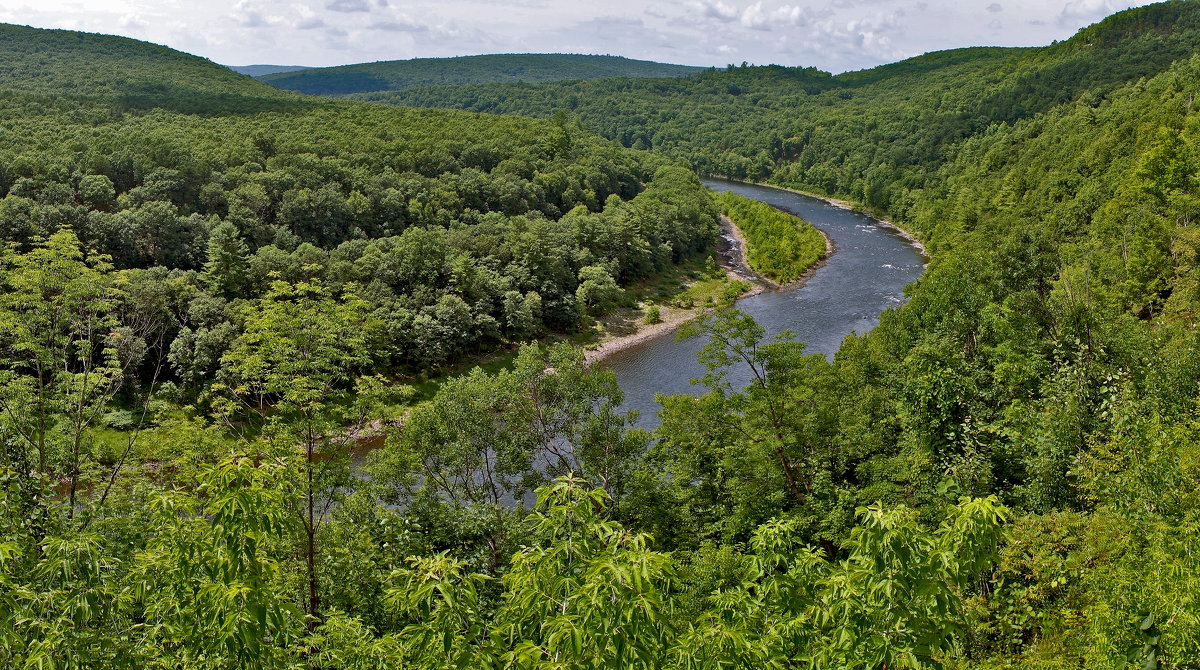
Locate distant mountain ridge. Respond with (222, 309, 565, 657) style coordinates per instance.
(258, 53, 706, 96)
(228, 64, 312, 77)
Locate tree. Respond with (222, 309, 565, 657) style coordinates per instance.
(278, 185, 353, 248)
(203, 220, 250, 298)
(0, 230, 124, 515)
(390, 476, 674, 668)
(370, 343, 647, 565)
(669, 496, 1009, 668)
(575, 264, 623, 315)
(76, 174, 115, 211)
(217, 279, 379, 628)
(132, 455, 301, 668)
(378, 342, 643, 501)
(503, 290, 543, 340)
(652, 309, 840, 547)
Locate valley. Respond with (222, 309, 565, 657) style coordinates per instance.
(2, 2, 1200, 667)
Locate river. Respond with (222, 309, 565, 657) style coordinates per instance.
(602, 179, 927, 430)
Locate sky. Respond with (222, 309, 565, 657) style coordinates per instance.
(0, 0, 1162, 73)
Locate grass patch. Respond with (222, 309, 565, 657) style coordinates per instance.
(626, 253, 745, 308)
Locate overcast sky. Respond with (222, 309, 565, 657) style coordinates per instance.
(0, 0, 1161, 73)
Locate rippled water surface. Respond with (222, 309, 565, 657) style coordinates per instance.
(603, 179, 927, 429)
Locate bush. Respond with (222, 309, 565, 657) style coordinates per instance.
(644, 305, 662, 324)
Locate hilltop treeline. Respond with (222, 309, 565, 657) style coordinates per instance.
(260, 53, 705, 96)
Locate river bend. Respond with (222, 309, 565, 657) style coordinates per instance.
(603, 179, 927, 429)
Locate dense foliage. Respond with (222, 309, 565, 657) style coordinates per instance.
(714, 191, 826, 283)
(5, 1, 1200, 667)
(0, 26, 720, 380)
(260, 54, 705, 96)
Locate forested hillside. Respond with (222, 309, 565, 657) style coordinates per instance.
(0, 24, 306, 114)
(0, 22, 719, 375)
(4, 2, 1200, 667)
(260, 53, 705, 96)
(359, 1, 1200, 218)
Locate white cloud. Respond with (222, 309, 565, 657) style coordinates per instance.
(771, 5, 810, 26)
(0, 0, 1163, 72)
(740, 2, 768, 29)
(1057, 0, 1128, 26)
(738, 3, 826, 32)
(693, 0, 738, 22)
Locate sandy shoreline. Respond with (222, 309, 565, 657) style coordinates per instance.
(583, 303, 711, 364)
(585, 206, 833, 365)
(584, 217, 764, 364)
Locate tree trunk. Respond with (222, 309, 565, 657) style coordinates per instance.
(306, 439, 320, 631)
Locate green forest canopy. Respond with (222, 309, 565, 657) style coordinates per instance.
(0, 22, 719, 376)
(4, 1, 1200, 666)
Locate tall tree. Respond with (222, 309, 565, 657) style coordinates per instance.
(203, 220, 250, 299)
(0, 230, 124, 514)
(216, 279, 378, 628)
(652, 308, 843, 545)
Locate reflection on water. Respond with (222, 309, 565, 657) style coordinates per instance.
(603, 179, 927, 430)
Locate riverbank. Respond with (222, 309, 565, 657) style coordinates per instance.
(583, 299, 721, 364)
(587, 179, 928, 368)
(607, 178, 928, 428)
(585, 207, 832, 365)
(584, 279, 768, 365)
(583, 220, 769, 364)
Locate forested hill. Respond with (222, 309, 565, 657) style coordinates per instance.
(258, 53, 707, 96)
(356, 1, 1200, 216)
(0, 24, 305, 114)
(0, 21, 718, 374)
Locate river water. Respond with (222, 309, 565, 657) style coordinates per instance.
(602, 179, 927, 430)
